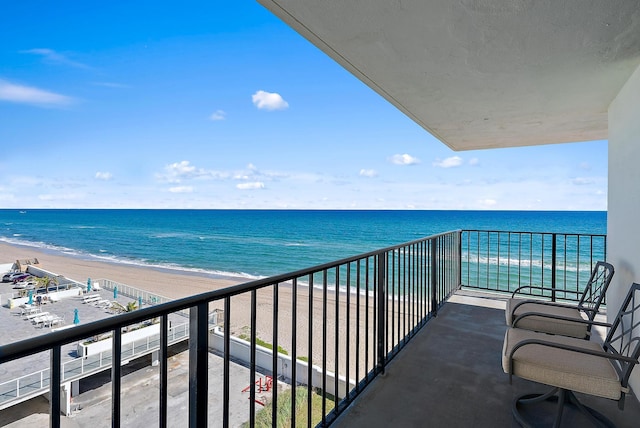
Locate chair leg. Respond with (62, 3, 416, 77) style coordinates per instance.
(513, 388, 615, 428)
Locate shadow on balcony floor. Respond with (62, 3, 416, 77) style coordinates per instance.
(333, 291, 640, 428)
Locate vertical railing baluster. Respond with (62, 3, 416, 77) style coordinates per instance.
(291, 278, 297, 428)
(223, 297, 231, 428)
(307, 274, 313, 428)
(457, 231, 462, 291)
(112, 328, 122, 428)
(372, 256, 377, 371)
(189, 302, 208, 428)
(272, 283, 279, 428)
(365, 258, 369, 377)
(334, 266, 340, 406)
(249, 291, 257, 427)
(431, 238, 438, 316)
(50, 345, 61, 428)
(391, 250, 396, 352)
(403, 245, 407, 340)
(159, 314, 168, 428)
(321, 269, 327, 425)
(376, 252, 386, 375)
(345, 263, 351, 400)
(551, 233, 557, 302)
(355, 261, 361, 394)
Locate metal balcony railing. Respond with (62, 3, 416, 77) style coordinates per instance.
(461, 230, 607, 302)
(0, 230, 461, 428)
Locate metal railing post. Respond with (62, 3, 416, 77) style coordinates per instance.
(551, 233, 557, 302)
(376, 252, 386, 374)
(159, 314, 168, 428)
(431, 238, 438, 316)
(189, 302, 208, 428)
(112, 328, 122, 428)
(457, 231, 462, 289)
(50, 345, 61, 428)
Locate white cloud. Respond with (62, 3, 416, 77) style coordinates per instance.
(468, 158, 479, 166)
(252, 90, 289, 111)
(169, 186, 193, 193)
(433, 156, 463, 168)
(158, 160, 228, 183)
(359, 169, 378, 177)
(237, 182, 265, 190)
(210, 110, 226, 121)
(571, 177, 594, 185)
(95, 172, 113, 181)
(0, 79, 75, 107)
(38, 193, 81, 201)
(580, 162, 591, 170)
(478, 198, 497, 207)
(165, 160, 195, 182)
(390, 154, 420, 165)
(21, 48, 90, 69)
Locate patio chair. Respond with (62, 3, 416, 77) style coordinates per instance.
(502, 282, 640, 427)
(505, 261, 614, 339)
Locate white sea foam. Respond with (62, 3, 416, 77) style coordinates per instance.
(0, 235, 260, 282)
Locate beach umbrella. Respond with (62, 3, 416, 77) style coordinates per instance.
(138, 296, 142, 309)
(87, 278, 92, 292)
(28, 290, 33, 305)
(114, 286, 118, 299)
(73, 308, 79, 325)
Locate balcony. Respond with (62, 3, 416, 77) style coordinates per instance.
(1, 230, 637, 427)
(332, 290, 640, 427)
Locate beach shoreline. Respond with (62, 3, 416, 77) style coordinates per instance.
(0, 241, 380, 376)
(0, 241, 246, 300)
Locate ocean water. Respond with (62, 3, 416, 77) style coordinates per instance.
(0, 210, 606, 282)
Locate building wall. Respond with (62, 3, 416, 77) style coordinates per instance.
(608, 63, 640, 395)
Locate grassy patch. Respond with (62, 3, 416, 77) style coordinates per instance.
(243, 387, 325, 428)
(238, 331, 289, 356)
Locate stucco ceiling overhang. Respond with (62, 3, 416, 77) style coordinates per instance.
(258, 0, 640, 151)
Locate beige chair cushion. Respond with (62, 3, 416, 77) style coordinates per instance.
(505, 298, 588, 338)
(502, 327, 622, 400)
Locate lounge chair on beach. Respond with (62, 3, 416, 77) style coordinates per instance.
(505, 261, 614, 339)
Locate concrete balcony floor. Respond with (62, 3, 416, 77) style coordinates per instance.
(333, 290, 640, 428)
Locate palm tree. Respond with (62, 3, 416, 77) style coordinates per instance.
(125, 301, 138, 312)
(34, 275, 59, 294)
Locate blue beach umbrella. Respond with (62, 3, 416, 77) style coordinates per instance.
(28, 290, 33, 305)
(114, 286, 118, 299)
(87, 278, 92, 292)
(73, 308, 79, 325)
(138, 296, 142, 309)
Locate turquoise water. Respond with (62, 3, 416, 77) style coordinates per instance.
(0, 210, 606, 283)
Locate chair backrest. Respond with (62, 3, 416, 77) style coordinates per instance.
(603, 283, 640, 394)
(577, 261, 615, 319)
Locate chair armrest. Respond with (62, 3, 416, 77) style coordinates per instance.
(512, 310, 612, 329)
(508, 337, 638, 383)
(511, 285, 581, 299)
(510, 299, 598, 319)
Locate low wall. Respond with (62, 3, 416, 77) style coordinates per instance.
(7, 287, 82, 309)
(77, 323, 160, 358)
(208, 327, 355, 399)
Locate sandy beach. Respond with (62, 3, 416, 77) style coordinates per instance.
(0, 241, 391, 377)
(0, 242, 243, 300)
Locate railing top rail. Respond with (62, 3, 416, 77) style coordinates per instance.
(0, 230, 461, 365)
(462, 229, 606, 237)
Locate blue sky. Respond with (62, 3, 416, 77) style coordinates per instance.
(0, 1, 607, 210)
